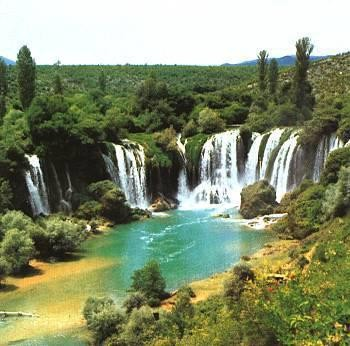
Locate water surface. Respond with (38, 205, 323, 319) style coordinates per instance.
(0, 209, 274, 344)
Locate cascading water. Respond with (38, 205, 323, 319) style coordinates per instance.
(244, 133, 263, 184)
(177, 135, 191, 202)
(111, 140, 148, 208)
(260, 128, 284, 179)
(313, 133, 344, 182)
(24, 155, 50, 216)
(51, 163, 72, 213)
(183, 130, 242, 207)
(270, 132, 299, 202)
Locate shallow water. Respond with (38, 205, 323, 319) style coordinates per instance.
(0, 208, 274, 344)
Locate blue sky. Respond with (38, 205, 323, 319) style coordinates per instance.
(1, 0, 349, 65)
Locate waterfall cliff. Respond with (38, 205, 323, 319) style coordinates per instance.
(24, 155, 50, 216)
(178, 129, 343, 207)
(104, 140, 149, 208)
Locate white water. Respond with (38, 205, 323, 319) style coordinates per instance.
(313, 133, 344, 182)
(260, 128, 284, 179)
(270, 132, 299, 202)
(244, 133, 263, 184)
(24, 155, 50, 216)
(180, 130, 242, 208)
(178, 129, 343, 208)
(51, 163, 72, 213)
(176, 135, 191, 202)
(112, 140, 148, 208)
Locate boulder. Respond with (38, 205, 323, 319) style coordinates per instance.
(240, 180, 278, 219)
(148, 194, 178, 212)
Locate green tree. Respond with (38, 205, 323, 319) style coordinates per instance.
(198, 107, 225, 134)
(0, 258, 9, 286)
(123, 292, 147, 314)
(0, 94, 6, 118)
(98, 70, 106, 93)
(257, 50, 269, 92)
(0, 228, 35, 274)
(294, 37, 314, 112)
(130, 260, 167, 306)
(268, 58, 279, 95)
(83, 296, 125, 343)
(17, 45, 36, 109)
(53, 74, 63, 95)
(0, 58, 8, 95)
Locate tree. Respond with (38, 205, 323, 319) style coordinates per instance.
(257, 50, 269, 92)
(98, 70, 106, 93)
(268, 58, 279, 95)
(198, 107, 225, 134)
(294, 37, 314, 112)
(17, 45, 36, 109)
(0, 94, 6, 118)
(0, 58, 8, 95)
(0, 257, 9, 286)
(130, 260, 167, 306)
(0, 228, 35, 274)
(83, 297, 125, 343)
(123, 292, 147, 314)
(53, 74, 63, 95)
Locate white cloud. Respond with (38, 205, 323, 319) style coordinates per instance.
(0, 0, 349, 64)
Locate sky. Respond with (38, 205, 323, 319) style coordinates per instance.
(0, 0, 349, 65)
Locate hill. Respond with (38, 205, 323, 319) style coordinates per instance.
(0, 56, 15, 65)
(223, 55, 329, 67)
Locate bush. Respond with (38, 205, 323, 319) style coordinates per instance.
(119, 306, 158, 346)
(43, 217, 84, 257)
(182, 119, 198, 138)
(123, 292, 147, 314)
(83, 296, 125, 343)
(221, 103, 249, 125)
(153, 126, 178, 152)
(87, 180, 131, 223)
(130, 260, 168, 306)
(75, 200, 103, 220)
(198, 107, 225, 134)
(0, 228, 35, 274)
(321, 148, 350, 185)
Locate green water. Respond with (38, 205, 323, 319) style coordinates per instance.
(1, 208, 274, 344)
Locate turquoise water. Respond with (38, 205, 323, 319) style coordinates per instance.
(2, 208, 274, 344)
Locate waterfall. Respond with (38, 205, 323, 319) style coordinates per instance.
(260, 128, 284, 179)
(313, 133, 344, 182)
(102, 153, 119, 183)
(111, 140, 148, 208)
(186, 130, 242, 206)
(24, 155, 50, 216)
(176, 135, 190, 202)
(244, 133, 263, 184)
(270, 133, 299, 202)
(51, 163, 72, 214)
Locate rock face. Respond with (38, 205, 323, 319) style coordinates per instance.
(240, 180, 278, 219)
(148, 194, 178, 212)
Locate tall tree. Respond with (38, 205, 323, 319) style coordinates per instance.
(257, 50, 269, 92)
(268, 58, 279, 95)
(294, 37, 314, 111)
(0, 58, 8, 95)
(53, 74, 63, 95)
(98, 70, 106, 93)
(17, 45, 36, 109)
(0, 95, 6, 118)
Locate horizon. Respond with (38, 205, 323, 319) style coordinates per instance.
(1, 0, 349, 65)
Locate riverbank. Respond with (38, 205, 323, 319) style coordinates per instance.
(161, 238, 300, 309)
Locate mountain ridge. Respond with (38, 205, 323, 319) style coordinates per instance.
(223, 55, 330, 67)
(0, 56, 15, 65)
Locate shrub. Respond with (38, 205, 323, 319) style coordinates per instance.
(153, 126, 178, 152)
(130, 260, 167, 306)
(119, 306, 158, 346)
(0, 228, 35, 274)
(75, 200, 103, 220)
(221, 103, 249, 125)
(123, 292, 147, 314)
(198, 107, 225, 134)
(182, 119, 198, 138)
(83, 296, 125, 343)
(321, 148, 350, 185)
(43, 217, 84, 257)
